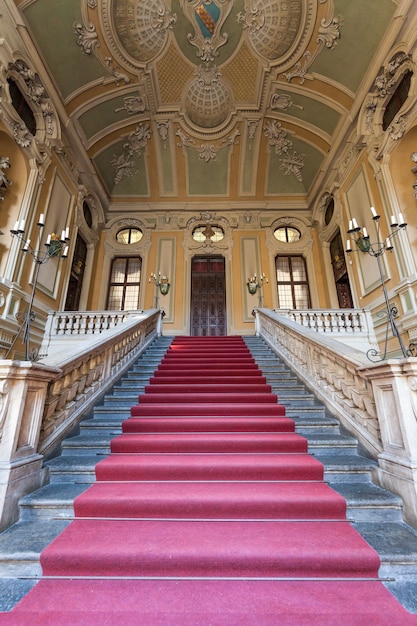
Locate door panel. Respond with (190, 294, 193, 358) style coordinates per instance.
(191, 256, 226, 336)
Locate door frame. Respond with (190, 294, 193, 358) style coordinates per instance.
(190, 254, 227, 336)
(182, 216, 234, 335)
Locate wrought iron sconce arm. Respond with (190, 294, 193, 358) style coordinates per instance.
(346, 206, 408, 361)
(8, 216, 69, 361)
(149, 272, 170, 308)
(247, 273, 268, 307)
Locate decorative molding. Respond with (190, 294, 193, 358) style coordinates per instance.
(115, 96, 146, 115)
(387, 115, 407, 141)
(281, 51, 313, 84)
(270, 93, 304, 112)
(374, 52, 411, 98)
(176, 126, 239, 163)
(0, 156, 12, 201)
(263, 120, 305, 182)
(316, 15, 343, 50)
(73, 21, 100, 55)
(7, 59, 58, 142)
(111, 124, 152, 184)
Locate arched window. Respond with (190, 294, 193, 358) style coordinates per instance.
(106, 257, 142, 310)
(324, 197, 335, 226)
(382, 70, 413, 131)
(7, 78, 36, 136)
(116, 227, 143, 244)
(83, 201, 93, 228)
(275, 255, 311, 309)
(273, 226, 301, 243)
(192, 224, 224, 243)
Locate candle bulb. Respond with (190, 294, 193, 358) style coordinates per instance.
(348, 220, 353, 231)
(61, 230, 66, 242)
(45, 234, 51, 245)
(23, 239, 30, 251)
(370, 206, 377, 217)
(352, 218, 358, 229)
(38, 213, 45, 226)
(65, 227, 70, 240)
(62, 246, 69, 258)
(346, 240, 352, 252)
(12, 220, 19, 233)
(18, 219, 25, 232)
(399, 213, 405, 225)
(385, 238, 393, 250)
(362, 227, 368, 238)
(390, 215, 397, 227)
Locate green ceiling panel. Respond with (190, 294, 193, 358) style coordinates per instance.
(77, 94, 141, 141)
(24, 0, 105, 99)
(187, 147, 229, 196)
(311, 0, 396, 92)
(94, 142, 149, 197)
(274, 90, 341, 137)
(266, 138, 323, 195)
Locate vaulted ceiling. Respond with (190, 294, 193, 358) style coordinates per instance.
(15, 0, 398, 215)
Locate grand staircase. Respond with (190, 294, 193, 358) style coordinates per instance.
(0, 335, 416, 623)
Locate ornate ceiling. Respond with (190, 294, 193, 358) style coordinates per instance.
(9, 0, 399, 214)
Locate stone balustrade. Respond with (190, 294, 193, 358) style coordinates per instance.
(0, 308, 163, 530)
(254, 307, 417, 526)
(277, 307, 378, 352)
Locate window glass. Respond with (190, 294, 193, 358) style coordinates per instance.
(273, 226, 301, 243)
(192, 225, 224, 242)
(107, 257, 142, 310)
(382, 70, 412, 131)
(324, 198, 334, 226)
(7, 77, 37, 136)
(275, 255, 311, 309)
(116, 228, 143, 244)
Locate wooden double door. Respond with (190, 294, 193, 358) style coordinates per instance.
(190, 255, 226, 336)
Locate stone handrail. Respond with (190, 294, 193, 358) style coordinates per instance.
(0, 308, 163, 530)
(254, 308, 380, 456)
(276, 308, 378, 351)
(39, 309, 163, 455)
(39, 309, 149, 356)
(254, 308, 417, 526)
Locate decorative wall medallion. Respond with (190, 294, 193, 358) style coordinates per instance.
(181, 0, 233, 61)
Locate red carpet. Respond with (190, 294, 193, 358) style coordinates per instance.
(2, 336, 417, 625)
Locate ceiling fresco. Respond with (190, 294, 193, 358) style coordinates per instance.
(17, 0, 397, 212)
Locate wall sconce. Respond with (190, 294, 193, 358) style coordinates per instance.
(247, 273, 268, 307)
(9, 214, 69, 360)
(149, 272, 170, 308)
(346, 206, 408, 361)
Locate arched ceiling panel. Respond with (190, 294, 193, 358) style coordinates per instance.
(19, 0, 399, 214)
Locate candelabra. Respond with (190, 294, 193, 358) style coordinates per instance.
(8, 215, 69, 361)
(346, 206, 408, 361)
(247, 273, 268, 307)
(149, 272, 170, 308)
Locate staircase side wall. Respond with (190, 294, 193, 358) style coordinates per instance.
(254, 308, 417, 527)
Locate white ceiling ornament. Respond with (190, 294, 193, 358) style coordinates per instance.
(184, 66, 232, 129)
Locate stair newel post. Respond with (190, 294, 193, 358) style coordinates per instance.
(360, 359, 417, 526)
(0, 360, 59, 530)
